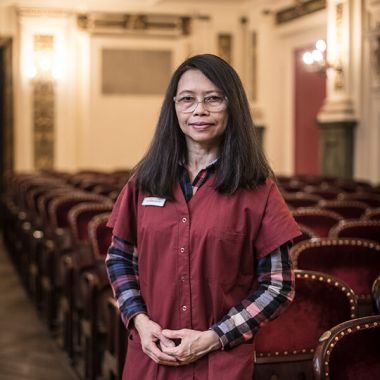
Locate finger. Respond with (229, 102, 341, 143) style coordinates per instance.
(161, 329, 186, 339)
(147, 342, 178, 363)
(159, 334, 176, 348)
(160, 345, 179, 355)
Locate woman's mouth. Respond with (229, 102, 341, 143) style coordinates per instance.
(189, 122, 213, 130)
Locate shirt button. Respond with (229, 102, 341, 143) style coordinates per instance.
(180, 247, 185, 253)
(181, 276, 186, 282)
(182, 305, 187, 311)
(182, 217, 187, 223)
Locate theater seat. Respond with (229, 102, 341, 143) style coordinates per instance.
(362, 207, 380, 221)
(253, 270, 358, 380)
(329, 219, 380, 244)
(338, 192, 380, 208)
(61, 202, 113, 361)
(284, 192, 322, 208)
(291, 238, 380, 316)
(103, 298, 127, 380)
(80, 213, 112, 380)
(313, 315, 380, 380)
(318, 200, 368, 219)
(372, 276, 380, 314)
(292, 208, 342, 237)
(292, 223, 319, 245)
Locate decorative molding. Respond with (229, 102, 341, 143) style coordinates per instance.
(17, 7, 71, 18)
(334, 3, 344, 90)
(32, 35, 55, 171)
(275, 0, 326, 25)
(251, 31, 257, 102)
(77, 12, 191, 37)
(217, 33, 232, 65)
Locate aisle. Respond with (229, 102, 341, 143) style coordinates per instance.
(0, 235, 79, 380)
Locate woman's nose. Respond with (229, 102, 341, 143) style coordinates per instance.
(192, 100, 208, 114)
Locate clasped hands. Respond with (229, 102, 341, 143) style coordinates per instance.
(133, 314, 221, 366)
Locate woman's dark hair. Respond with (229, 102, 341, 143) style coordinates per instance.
(135, 53, 273, 198)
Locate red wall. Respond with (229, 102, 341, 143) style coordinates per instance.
(294, 46, 326, 176)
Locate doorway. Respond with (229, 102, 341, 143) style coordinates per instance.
(0, 38, 14, 197)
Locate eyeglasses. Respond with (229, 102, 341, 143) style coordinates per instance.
(173, 94, 228, 113)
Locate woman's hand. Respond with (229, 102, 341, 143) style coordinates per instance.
(133, 314, 177, 365)
(160, 328, 222, 365)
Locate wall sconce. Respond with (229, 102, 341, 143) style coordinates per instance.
(302, 39, 342, 74)
(25, 35, 62, 81)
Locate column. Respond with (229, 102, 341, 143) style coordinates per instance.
(316, 0, 359, 178)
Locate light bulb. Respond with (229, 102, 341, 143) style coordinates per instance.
(312, 49, 323, 62)
(316, 39, 326, 52)
(26, 66, 37, 79)
(303, 52, 314, 65)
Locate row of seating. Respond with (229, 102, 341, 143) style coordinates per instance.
(255, 178, 380, 378)
(1, 171, 380, 380)
(1, 172, 122, 380)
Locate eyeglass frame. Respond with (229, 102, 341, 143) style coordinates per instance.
(173, 94, 228, 113)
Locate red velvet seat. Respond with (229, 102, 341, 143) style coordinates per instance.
(291, 238, 380, 316)
(40, 192, 111, 328)
(292, 208, 342, 237)
(80, 213, 113, 380)
(103, 298, 127, 380)
(253, 270, 358, 380)
(303, 185, 342, 200)
(329, 219, 380, 244)
(284, 192, 322, 208)
(333, 178, 373, 193)
(279, 180, 306, 193)
(372, 276, 380, 314)
(362, 207, 380, 221)
(338, 192, 380, 208)
(313, 315, 380, 380)
(61, 203, 113, 361)
(292, 223, 319, 245)
(318, 200, 368, 219)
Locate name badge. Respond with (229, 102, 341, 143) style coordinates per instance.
(142, 197, 166, 207)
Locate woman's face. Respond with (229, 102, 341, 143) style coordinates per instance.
(174, 69, 228, 150)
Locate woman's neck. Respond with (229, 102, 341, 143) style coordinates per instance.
(186, 143, 219, 182)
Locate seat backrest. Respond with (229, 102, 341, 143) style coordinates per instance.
(68, 203, 114, 244)
(291, 238, 380, 300)
(338, 192, 380, 208)
(48, 193, 111, 229)
(292, 223, 319, 245)
(254, 270, 358, 379)
(304, 185, 342, 200)
(362, 207, 380, 221)
(372, 276, 380, 314)
(254, 270, 357, 361)
(284, 192, 322, 208)
(329, 220, 380, 244)
(37, 188, 76, 227)
(292, 207, 342, 237)
(88, 213, 112, 261)
(318, 200, 368, 219)
(313, 315, 380, 380)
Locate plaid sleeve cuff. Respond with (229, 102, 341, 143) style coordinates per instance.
(105, 235, 148, 330)
(210, 243, 294, 350)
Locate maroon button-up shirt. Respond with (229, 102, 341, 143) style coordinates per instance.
(107, 176, 300, 380)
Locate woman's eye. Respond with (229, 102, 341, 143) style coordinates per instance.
(179, 96, 195, 103)
(205, 96, 223, 103)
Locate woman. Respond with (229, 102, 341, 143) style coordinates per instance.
(106, 54, 300, 380)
